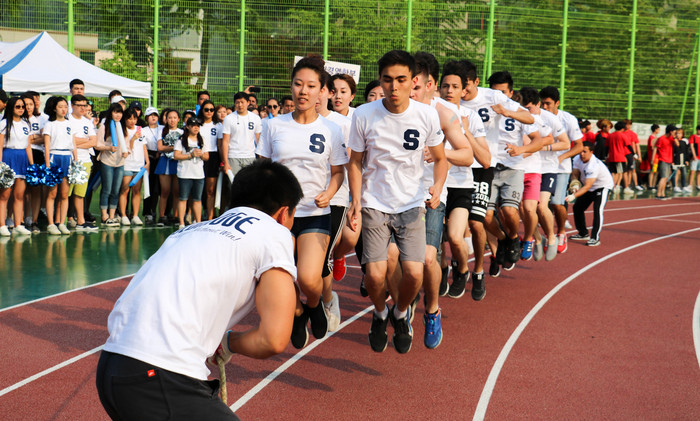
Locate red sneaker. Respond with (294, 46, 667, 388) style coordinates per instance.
(557, 234, 567, 254)
(332, 256, 346, 281)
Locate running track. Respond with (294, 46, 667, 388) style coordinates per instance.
(1, 197, 699, 420)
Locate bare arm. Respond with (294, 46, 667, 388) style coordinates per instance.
(491, 104, 535, 124)
(558, 137, 583, 163)
(315, 165, 344, 208)
(226, 268, 296, 358)
(427, 143, 448, 210)
(221, 133, 231, 171)
(437, 105, 473, 167)
(346, 150, 364, 232)
(507, 130, 544, 157)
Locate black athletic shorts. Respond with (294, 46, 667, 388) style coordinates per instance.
(322, 205, 347, 278)
(469, 167, 494, 223)
(446, 187, 474, 218)
(31, 149, 45, 166)
(204, 152, 222, 178)
(540, 173, 557, 195)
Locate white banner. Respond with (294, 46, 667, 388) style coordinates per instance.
(294, 56, 361, 84)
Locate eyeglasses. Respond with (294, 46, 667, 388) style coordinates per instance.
(75, 103, 87, 107)
(267, 104, 279, 109)
(203, 108, 215, 112)
(15, 104, 25, 109)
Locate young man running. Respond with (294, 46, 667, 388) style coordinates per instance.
(97, 160, 301, 420)
(411, 51, 473, 348)
(568, 142, 614, 246)
(458, 62, 534, 277)
(347, 50, 447, 354)
(538, 86, 584, 254)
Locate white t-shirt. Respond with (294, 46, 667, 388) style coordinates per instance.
(174, 136, 210, 179)
(460, 87, 510, 167)
(257, 113, 348, 217)
(69, 114, 96, 164)
(324, 111, 351, 207)
(573, 155, 614, 190)
(104, 207, 297, 381)
(43, 119, 74, 155)
(520, 113, 552, 174)
(344, 107, 355, 120)
(554, 109, 583, 173)
(457, 104, 487, 174)
(494, 102, 539, 170)
(124, 127, 147, 172)
(0, 119, 31, 150)
(348, 99, 444, 213)
(433, 98, 477, 189)
(142, 125, 163, 152)
(201, 121, 219, 153)
(29, 115, 44, 151)
(222, 112, 262, 159)
(537, 108, 567, 174)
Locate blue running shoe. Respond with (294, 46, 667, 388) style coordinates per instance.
(520, 240, 534, 261)
(423, 310, 443, 349)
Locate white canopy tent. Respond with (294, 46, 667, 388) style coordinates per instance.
(0, 31, 151, 99)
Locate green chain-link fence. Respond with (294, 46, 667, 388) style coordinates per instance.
(1, 0, 699, 127)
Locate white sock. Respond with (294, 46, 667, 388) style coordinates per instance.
(374, 306, 388, 320)
(393, 306, 407, 320)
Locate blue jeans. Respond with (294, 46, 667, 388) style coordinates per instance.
(100, 165, 124, 210)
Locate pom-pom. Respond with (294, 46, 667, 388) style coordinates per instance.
(42, 165, 66, 187)
(0, 162, 16, 189)
(162, 131, 180, 147)
(25, 164, 45, 186)
(67, 161, 88, 185)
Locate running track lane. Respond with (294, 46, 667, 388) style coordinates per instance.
(0, 199, 698, 420)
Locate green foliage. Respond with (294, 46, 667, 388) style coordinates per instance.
(98, 39, 148, 82)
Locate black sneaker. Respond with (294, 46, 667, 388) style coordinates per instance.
(505, 236, 521, 264)
(156, 217, 166, 227)
(290, 309, 309, 349)
(448, 270, 470, 298)
(359, 275, 368, 297)
(489, 258, 501, 278)
(368, 311, 389, 352)
(410, 292, 420, 323)
(503, 260, 515, 271)
(570, 233, 590, 241)
(84, 213, 96, 223)
(495, 238, 507, 265)
(389, 305, 413, 354)
(439, 266, 449, 296)
(472, 272, 486, 301)
(307, 301, 328, 339)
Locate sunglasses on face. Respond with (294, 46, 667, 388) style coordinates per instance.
(203, 108, 215, 112)
(267, 105, 279, 109)
(15, 104, 25, 109)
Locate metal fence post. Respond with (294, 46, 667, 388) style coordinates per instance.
(695, 20, 700, 129)
(406, 0, 413, 52)
(559, 0, 569, 108)
(67, 0, 74, 54)
(627, 0, 637, 120)
(323, 0, 330, 60)
(238, 0, 246, 91)
(152, 0, 159, 107)
(483, 0, 496, 84)
(679, 37, 697, 126)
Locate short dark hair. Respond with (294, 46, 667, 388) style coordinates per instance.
(70, 94, 88, 105)
(108, 90, 122, 100)
(69, 79, 84, 89)
(457, 59, 478, 83)
(488, 71, 514, 91)
(696, 125, 700, 131)
(413, 51, 440, 85)
(377, 50, 416, 78)
(0, 89, 8, 104)
(24, 90, 40, 99)
(651, 124, 660, 132)
(233, 92, 249, 102)
(519, 86, 539, 106)
(363, 80, 381, 102)
(228, 160, 303, 216)
(582, 141, 595, 150)
(614, 121, 626, 131)
(539, 86, 560, 103)
(579, 119, 591, 130)
(291, 55, 326, 85)
(440, 60, 468, 89)
(330, 73, 357, 95)
(281, 95, 293, 104)
(197, 90, 210, 101)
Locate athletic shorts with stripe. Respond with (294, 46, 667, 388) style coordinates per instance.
(322, 205, 347, 278)
(469, 167, 494, 223)
(488, 167, 524, 210)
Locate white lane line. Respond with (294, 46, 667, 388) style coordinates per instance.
(230, 305, 374, 411)
(472, 226, 700, 421)
(693, 292, 700, 370)
(570, 201, 700, 216)
(0, 345, 104, 397)
(0, 274, 134, 313)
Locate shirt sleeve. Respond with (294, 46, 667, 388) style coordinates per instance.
(253, 228, 297, 281)
(347, 111, 365, 153)
(254, 116, 262, 135)
(466, 109, 486, 138)
(174, 138, 184, 153)
(329, 125, 349, 166)
(222, 116, 232, 135)
(425, 107, 444, 148)
(0, 120, 7, 136)
(255, 120, 272, 158)
(566, 114, 584, 142)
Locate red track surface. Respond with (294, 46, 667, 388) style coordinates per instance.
(1, 198, 699, 420)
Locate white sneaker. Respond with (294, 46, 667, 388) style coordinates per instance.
(131, 215, 143, 226)
(58, 223, 71, 234)
(673, 187, 682, 193)
(682, 186, 692, 192)
(323, 291, 341, 332)
(635, 185, 644, 191)
(13, 225, 31, 235)
(0, 226, 10, 237)
(67, 218, 77, 229)
(564, 220, 572, 229)
(613, 185, 621, 192)
(623, 187, 634, 194)
(121, 216, 131, 226)
(47, 224, 61, 235)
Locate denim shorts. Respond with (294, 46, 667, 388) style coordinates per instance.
(290, 214, 331, 237)
(425, 202, 446, 249)
(178, 178, 204, 201)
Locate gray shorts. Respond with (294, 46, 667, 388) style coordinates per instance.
(361, 207, 426, 264)
(488, 167, 524, 210)
(551, 172, 571, 205)
(228, 157, 255, 175)
(658, 161, 672, 179)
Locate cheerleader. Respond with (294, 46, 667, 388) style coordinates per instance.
(155, 109, 181, 226)
(173, 117, 208, 228)
(21, 93, 45, 234)
(196, 100, 221, 220)
(118, 108, 149, 226)
(0, 97, 34, 236)
(43, 97, 76, 235)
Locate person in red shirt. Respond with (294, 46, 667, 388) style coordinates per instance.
(643, 124, 660, 190)
(624, 120, 643, 191)
(580, 119, 597, 143)
(606, 121, 628, 190)
(689, 125, 700, 190)
(651, 124, 679, 199)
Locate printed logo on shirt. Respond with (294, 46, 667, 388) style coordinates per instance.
(478, 108, 490, 123)
(403, 129, 420, 150)
(175, 211, 261, 240)
(309, 134, 326, 154)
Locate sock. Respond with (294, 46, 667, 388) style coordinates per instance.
(393, 306, 407, 320)
(374, 306, 388, 320)
(474, 271, 484, 276)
